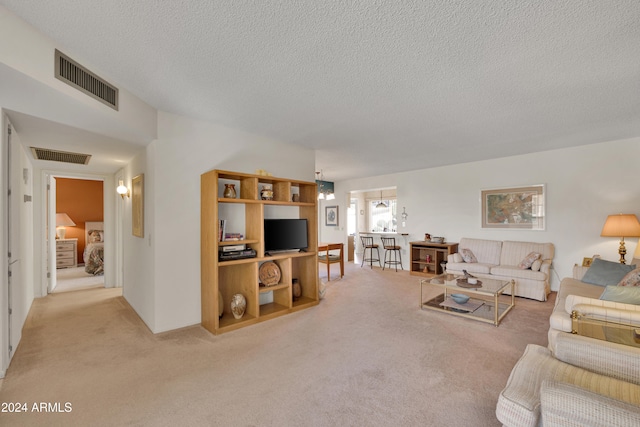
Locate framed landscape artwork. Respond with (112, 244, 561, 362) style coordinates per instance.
(325, 206, 339, 226)
(481, 185, 545, 230)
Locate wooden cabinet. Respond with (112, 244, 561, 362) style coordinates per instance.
(56, 238, 78, 268)
(201, 169, 319, 335)
(409, 241, 458, 277)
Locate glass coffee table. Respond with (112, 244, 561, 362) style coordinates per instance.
(420, 274, 515, 326)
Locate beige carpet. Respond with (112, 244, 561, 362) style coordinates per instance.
(54, 266, 104, 293)
(0, 262, 554, 426)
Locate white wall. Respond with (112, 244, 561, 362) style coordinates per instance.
(0, 6, 157, 143)
(325, 138, 640, 291)
(121, 148, 155, 330)
(126, 111, 316, 333)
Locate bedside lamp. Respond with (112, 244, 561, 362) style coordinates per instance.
(601, 213, 640, 264)
(56, 213, 76, 240)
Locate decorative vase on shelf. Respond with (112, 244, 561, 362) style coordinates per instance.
(261, 184, 274, 200)
(292, 278, 301, 301)
(230, 293, 246, 319)
(223, 184, 236, 199)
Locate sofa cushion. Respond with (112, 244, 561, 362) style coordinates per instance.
(564, 294, 640, 317)
(540, 381, 640, 427)
(491, 265, 547, 281)
(581, 258, 637, 287)
(549, 277, 603, 333)
(460, 248, 477, 263)
(445, 262, 493, 275)
(518, 251, 541, 269)
(618, 267, 640, 287)
(458, 238, 502, 265)
(531, 259, 542, 271)
(500, 241, 554, 268)
(600, 285, 640, 305)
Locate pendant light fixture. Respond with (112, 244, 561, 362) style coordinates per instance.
(376, 190, 387, 208)
(316, 170, 335, 200)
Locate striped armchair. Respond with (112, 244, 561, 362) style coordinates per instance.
(496, 333, 640, 426)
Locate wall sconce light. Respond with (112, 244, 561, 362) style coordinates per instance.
(117, 180, 130, 199)
(401, 207, 408, 227)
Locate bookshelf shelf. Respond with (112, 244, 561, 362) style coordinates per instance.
(201, 169, 319, 335)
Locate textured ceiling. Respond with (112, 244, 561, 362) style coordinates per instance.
(2, 1, 640, 180)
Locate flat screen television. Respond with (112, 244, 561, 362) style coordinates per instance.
(264, 219, 308, 253)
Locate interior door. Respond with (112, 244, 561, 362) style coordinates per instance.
(5, 122, 13, 359)
(47, 175, 56, 293)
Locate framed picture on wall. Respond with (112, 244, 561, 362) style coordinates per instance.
(132, 174, 144, 237)
(481, 185, 545, 230)
(325, 206, 339, 226)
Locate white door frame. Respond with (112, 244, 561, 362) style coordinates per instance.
(39, 170, 119, 297)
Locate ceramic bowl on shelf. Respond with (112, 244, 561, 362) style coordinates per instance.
(431, 237, 445, 243)
(450, 293, 470, 304)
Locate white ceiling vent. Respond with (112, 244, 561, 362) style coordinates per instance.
(30, 147, 92, 165)
(54, 49, 119, 110)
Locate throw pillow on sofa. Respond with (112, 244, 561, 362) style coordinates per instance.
(518, 252, 541, 269)
(618, 268, 640, 287)
(581, 258, 636, 287)
(531, 259, 542, 271)
(599, 285, 640, 305)
(460, 248, 477, 263)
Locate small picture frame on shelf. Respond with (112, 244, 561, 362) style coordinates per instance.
(582, 257, 593, 267)
(325, 206, 338, 226)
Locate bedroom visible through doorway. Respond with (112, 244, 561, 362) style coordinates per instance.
(54, 177, 104, 293)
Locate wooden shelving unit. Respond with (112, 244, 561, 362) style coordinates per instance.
(201, 169, 319, 335)
(409, 241, 459, 277)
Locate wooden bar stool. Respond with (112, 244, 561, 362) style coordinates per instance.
(380, 237, 403, 271)
(360, 236, 381, 268)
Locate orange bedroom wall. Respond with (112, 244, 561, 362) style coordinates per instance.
(56, 178, 104, 263)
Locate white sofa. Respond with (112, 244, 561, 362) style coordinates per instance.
(496, 333, 640, 427)
(548, 261, 640, 352)
(446, 238, 555, 301)
(498, 258, 640, 426)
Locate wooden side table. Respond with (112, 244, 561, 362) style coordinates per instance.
(409, 241, 458, 277)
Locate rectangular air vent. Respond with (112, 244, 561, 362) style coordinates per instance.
(54, 49, 119, 110)
(30, 147, 91, 165)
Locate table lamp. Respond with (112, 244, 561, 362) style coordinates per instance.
(600, 213, 640, 264)
(56, 213, 76, 239)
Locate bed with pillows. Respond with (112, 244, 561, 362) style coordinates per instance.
(84, 221, 104, 276)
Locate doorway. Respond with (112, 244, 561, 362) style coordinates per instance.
(47, 175, 106, 294)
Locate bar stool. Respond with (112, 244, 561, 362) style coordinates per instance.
(381, 237, 403, 271)
(360, 236, 381, 268)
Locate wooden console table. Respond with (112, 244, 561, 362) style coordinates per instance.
(410, 241, 458, 277)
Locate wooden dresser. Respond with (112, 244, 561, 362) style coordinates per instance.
(56, 238, 78, 268)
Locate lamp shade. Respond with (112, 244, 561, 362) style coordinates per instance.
(56, 213, 76, 227)
(600, 214, 640, 237)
